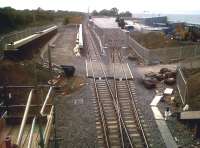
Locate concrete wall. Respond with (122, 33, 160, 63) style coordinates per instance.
(92, 24, 129, 48)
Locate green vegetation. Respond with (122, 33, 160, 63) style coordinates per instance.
(0, 60, 53, 85)
(92, 7, 132, 17)
(0, 7, 83, 35)
(115, 17, 126, 29)
(172, 23, 200, 42)
(63, 17, 70, 25)
(63, 15, 83, 25)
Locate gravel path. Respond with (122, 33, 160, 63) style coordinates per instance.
(54, 83, 98, 148)
(47, 25, 97, 148)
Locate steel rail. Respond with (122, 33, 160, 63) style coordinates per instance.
(86, 27, 110, 147)
(87, 26, 125, 147)
(90, 58, 110, 148)
(112, 50, 125, 148)
(118, 49, 150, 148)
(112, 48, 134, 148)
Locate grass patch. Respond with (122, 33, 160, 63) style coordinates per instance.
(0, 60, 52, 85)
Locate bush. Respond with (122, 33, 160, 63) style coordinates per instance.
(63, 17, 69, 25)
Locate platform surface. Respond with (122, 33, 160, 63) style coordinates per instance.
(151, 106, 164, 120)
(156, 120, 178, 148)
(150, 95, 163, 106)
(180, 111, 200, 120)
(92, 17, 119, 28)
(6, 26, 57, 51)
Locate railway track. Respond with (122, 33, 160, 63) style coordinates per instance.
(112, 48, 150, 147)
(85, 24, 150, 148)
(85, 25, 124, 148)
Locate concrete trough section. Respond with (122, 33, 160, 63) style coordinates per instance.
(4, 26, 58, 60)
(90, 17, 129, 48)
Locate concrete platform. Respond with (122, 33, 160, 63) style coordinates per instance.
(151, 106, 164, 120)
(5, 26, 57, 51)
(156, 120, 178, 148)
(180, 111, 200, 120)
(92, 17, 119, 28)
(86, 60, 133, 79)
(150, 94, 178, 148)
(150, 95, 163, 106)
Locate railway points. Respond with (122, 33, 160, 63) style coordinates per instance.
(85, 19, 151, 147)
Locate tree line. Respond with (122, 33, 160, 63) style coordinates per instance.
(0, 7, 83, 35)
(92, 7, 132, 17)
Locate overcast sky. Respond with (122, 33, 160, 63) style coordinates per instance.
(0, 0, 200, 14)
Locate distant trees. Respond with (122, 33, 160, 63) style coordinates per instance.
(91, 8, 132, 18)
(91, 10, 98, 16)
(92, 7, 119, 16)
(119, 11, 132, 17)
(0, 7, 54, 33)
(63, 17, 70, 25)
(116, 18, 126, 29)
(0, 7, 83, 35)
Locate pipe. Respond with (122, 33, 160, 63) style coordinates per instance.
(40, 87, 53, 116)
(17, 89, 34, 146)
(27, 116, 36, 148)
(43, 106, 54, 147)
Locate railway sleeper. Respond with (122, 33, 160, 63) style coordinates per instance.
(105, 116, 117, 120)
(119, 99, 130, 103)
(126, 124, 137, 128)
(118, 93, 130, 96)
(102, 105, 115, 109)
(120, 105, 132, 110)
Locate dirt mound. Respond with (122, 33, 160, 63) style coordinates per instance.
(130, 31, 196, 49)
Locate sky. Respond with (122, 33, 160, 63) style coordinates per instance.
(0, 0, 200, 14)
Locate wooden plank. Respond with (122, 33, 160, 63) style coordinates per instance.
(180, 111, 200, 120)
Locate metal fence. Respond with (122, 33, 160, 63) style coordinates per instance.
(177, 67, 188, 104)
(89, 20, 200, 64)
(92, 23, 129, 48)
(129, 37, 200, 64)
(129, 37, 150, 64)
(176, 57, 200, 105)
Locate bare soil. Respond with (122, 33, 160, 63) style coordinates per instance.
(130, 31, 197, 49)
(0, 60, 51, 85)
